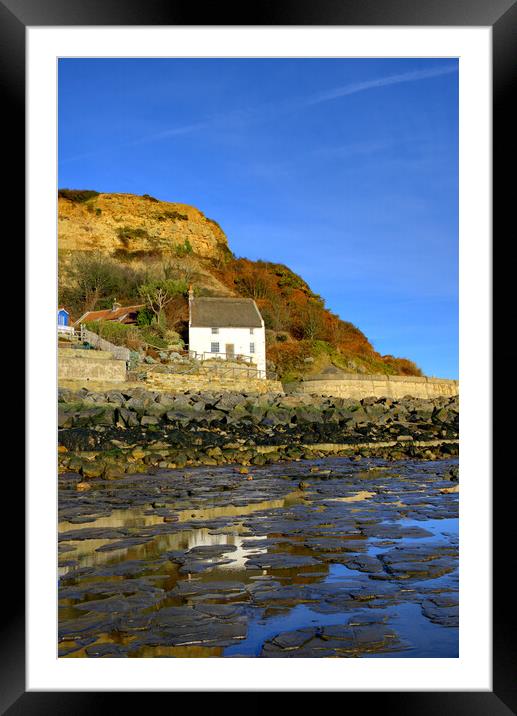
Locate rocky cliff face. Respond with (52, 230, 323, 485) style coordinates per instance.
(58, 191, 230, 259)
(57, 190, 423, 379)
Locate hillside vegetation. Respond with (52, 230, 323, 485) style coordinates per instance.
(58, 190, 422, 380)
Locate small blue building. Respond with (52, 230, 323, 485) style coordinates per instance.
(57, 307, 74, 335)
(57, 307, 70, 327)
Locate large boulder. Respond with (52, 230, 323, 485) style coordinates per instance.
(166, 409, 195, 424)
(117, 407, 139, 427)
(58, 406, 74, 428)
(141, 415, 160, 426)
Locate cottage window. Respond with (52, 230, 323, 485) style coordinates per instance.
(211, 342, 220, 353)
(211, 327, 219, 334)
(250, 343, 255, 354)
(250, 328, 254, 335)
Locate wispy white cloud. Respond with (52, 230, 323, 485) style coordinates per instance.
(60, 63, 458, 161)
(131, 63, 458, 144)
(60, 149, 106, 164)
(299, 64, 457, 108)
(129, 120, 211, 145)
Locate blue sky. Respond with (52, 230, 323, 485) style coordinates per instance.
(58, 58, 458, 378)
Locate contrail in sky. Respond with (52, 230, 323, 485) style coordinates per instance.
(60, 62, 458, 159)
(300, 64, 458, 107)
(135, 62, 458, 143)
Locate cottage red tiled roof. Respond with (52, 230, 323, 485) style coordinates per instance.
(74, 304, 145, 325)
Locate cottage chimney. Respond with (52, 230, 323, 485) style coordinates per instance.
(188, 285, 194, 327)
(112, 298, 121, 312)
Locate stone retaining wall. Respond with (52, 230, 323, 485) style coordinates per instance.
(297, 374, 458, 400)
(145, 371, 284, 395)
(58, 352, 127, 382)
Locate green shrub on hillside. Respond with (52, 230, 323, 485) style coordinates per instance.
(174, 239, 193, 257)
(267, 340, 314, 380)
(382, 355, 422, 376)
(58, 252, 148, 317)
(116, 226, 150, 247)
(136, 307, 155, 326)
(158, 210, 188, 222)
(58, 189, 100, 203)
(112, 248, 163, 262)
(205, 217, 222, 230)
(163, 329, 184, 348)
(84, 320, 173, 352)
(138, 326, 168, 349)
(85, 205, 102, 217)
(84, 320, 136, 347)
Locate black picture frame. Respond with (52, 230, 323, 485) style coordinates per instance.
(5, 0, 510, 710)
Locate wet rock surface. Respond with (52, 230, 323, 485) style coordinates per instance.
(261, 619, 403, 657)
(58, 456, 459, 658)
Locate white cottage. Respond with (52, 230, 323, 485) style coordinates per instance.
(188, 292, 267, 377)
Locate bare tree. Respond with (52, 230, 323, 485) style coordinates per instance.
(138, 279, 187, 323)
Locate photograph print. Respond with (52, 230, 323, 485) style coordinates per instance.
(57, 57, 459, 659)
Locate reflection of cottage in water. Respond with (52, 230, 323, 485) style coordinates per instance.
(188, 289, 266, 376)
(57, 502, 271, 577)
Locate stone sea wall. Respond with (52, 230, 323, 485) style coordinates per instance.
(144, 372, 283, 394)
(58, 387, 459, 478)
(296, 374, 458, 400)
(58, 350, 127, 382)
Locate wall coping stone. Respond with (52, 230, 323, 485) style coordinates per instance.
(303, 373, 458, 385)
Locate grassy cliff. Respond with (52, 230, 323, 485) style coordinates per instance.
(58, 190, 422, 380)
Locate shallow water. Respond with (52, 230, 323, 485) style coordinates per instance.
(58, 457, 459, 658)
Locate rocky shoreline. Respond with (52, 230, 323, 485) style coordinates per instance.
(58, 456, 459, 657)
(58, 388, 459, 479)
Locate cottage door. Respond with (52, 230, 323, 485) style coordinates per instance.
(225, 344, 235, 360)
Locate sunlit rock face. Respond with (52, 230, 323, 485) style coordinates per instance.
(58, 192, 230, 259)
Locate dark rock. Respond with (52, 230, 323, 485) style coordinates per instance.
(343, 555, 385, 573)
(448, 465, 459, 481)
(245, 553, 321, 570)
(141, 415, 160, 426)
(272, 627, 318, 650)
(59, 613, 115, 640)
(421, 595, 459, 626)
(95, 537, 153, 552)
